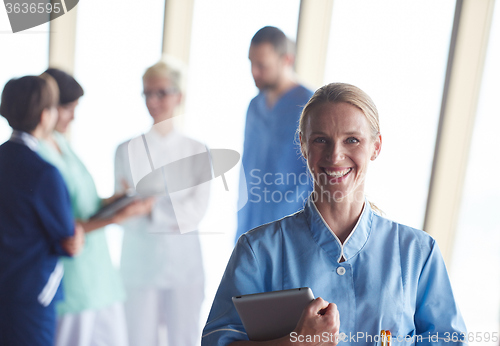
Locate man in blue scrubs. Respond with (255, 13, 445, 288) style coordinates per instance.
(236, 26, 314, 242)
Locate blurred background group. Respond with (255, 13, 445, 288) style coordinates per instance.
(0, 0, 499, 345)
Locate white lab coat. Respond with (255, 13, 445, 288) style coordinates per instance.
(114, 127, 209, 346)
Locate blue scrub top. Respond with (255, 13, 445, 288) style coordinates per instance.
(236, 85, 314, 241)
(203, 196, 466, 345)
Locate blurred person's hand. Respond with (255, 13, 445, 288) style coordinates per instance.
(102, 192, 126, 207)
(61, 223, 85, 256)
(102, 180, 134, 206)
(112, 197, 156, 224)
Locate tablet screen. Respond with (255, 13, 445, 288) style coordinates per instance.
(90, 193, 139, 220)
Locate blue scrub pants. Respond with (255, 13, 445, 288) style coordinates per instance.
(0, 299, 56, 346)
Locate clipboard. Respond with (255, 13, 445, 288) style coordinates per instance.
(89, 192, 139, 220)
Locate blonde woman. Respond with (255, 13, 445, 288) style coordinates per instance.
(202, 83, 466, 346)
(115, 60, 209, 346)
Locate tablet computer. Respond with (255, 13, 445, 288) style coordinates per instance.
(89, 192, 139, 220)
(232, 287, 315, 341)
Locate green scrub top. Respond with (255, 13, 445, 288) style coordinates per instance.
(38, 132, 125, 315)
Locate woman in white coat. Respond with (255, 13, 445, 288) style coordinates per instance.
(114, 59, 210, 346)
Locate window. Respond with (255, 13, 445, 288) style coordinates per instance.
(71, 0, 165, 196)
(185, 0, 301, 326)
(450, 2, 500, 341)
(69, 0, 165, 273)
(324, 0, 456, 229)
(0, 8, 49, 142)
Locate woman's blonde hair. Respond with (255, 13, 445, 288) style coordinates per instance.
(298, 83, 380, 140)
(143, 55, 186, 93)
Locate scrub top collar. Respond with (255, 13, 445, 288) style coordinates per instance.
(9, 130, 38, 151)
(304, 194, 373, 263)
(259, 84, 303, 111)
(147, 125, 178, 144)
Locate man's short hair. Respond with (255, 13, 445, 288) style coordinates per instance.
(250, 26, 293, 56)
(0, 76, 58, 133)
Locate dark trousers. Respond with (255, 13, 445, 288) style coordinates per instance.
(0, 299, 57, 346)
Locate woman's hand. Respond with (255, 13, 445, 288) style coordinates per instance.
(101, 192, 126, 207)
(230, 297, 340, 346)
(61, 222, 85, 256)
(102, 179, 133, 206)
(111, 197, 155, 224)
(76, 197, 155, 234)
(292, 297, 340, 345)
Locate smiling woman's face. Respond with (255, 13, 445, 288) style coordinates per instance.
(300, 101, 381, 203)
